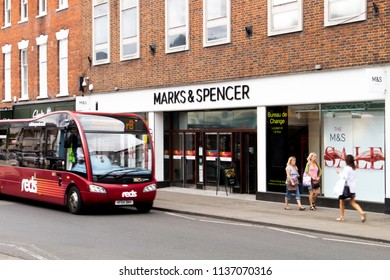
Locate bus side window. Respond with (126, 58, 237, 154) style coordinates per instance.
(44, 128, 65, 170)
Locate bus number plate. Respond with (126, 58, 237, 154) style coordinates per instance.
(115, 200, 134, 206)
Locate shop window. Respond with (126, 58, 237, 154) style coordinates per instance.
(187, 109, 256, 130)
(322, 102, 385, 203)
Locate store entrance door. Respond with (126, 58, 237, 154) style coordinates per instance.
(204, 133, 232, 188)
(243, 132, 257, 194)
(171, 132, 196, 187)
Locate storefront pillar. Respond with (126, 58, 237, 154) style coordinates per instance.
(257, 106, 267, 193)
(385, 83, 390, 214)
(149, 112, 166, 187)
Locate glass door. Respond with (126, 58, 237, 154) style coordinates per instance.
(205, 133, 218, 186)
(171, 132, 197, 187)
(184, 133, 196, 186)
(172, 133, 184, 186)
(205, 133, 232, 188)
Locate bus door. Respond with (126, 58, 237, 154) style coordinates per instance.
(171, 132, 196, 187)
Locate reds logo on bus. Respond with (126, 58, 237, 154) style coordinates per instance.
(122, 190, 137, 198)
(21, 176, 38, 193)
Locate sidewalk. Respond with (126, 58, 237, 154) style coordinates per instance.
(2, 187, 389, 260)
(154, 187, 390, 244)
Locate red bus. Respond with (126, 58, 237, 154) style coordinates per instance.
(0, 111, 157, 214)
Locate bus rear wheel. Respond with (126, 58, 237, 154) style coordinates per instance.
(67, 186, 83, 214)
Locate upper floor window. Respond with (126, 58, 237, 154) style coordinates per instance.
(93, 0, 110, 65)
(18, 40, 29, 100)
(2, 44, 12, 102)
(325, 0, 366, 26)
(38, 0, 47, 17)
(20, 0, 28, 22)
(166, 0, 189, 53)
(268, 0, 303, 36)
(56, 29, 69, 96)
(58, 0, 68, 10)
(36, 35, 48, 99)
(120, 0, 139, 60)
(4, 0, 11, 27)
(203, 0, 231, 47)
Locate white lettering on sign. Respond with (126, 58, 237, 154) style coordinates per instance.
(32, 107, 52, 118)
(21, 176, 38, 193)
(122, 190, 137, 198)
(154, 85, 250, 105)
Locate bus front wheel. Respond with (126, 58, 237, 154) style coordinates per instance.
(135, 201, 153, 213)
(67, 186, 83, 214)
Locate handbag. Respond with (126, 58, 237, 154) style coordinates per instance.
(333, 178, 345, 196)
(287, 177, 298, 191)
(311, 178, 321, 189)
(341, 183, 351, 199)
(302, 173, 311, 187)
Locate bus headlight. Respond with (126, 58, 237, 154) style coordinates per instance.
(89, 184, 107, 193)
(143, 184, 157, 193)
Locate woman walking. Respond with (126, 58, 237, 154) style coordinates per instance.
(336, 154, 366, 222)
(285, 156, 306, 211)
(304, 153, 322, 210)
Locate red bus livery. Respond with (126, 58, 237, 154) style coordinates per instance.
(0, 111, 157, 214)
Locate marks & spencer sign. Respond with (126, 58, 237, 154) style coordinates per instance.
(153, 84, 250, 106)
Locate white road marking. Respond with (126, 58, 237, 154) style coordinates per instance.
(267, 227, 318, 238)
(323, 238, 390, 248)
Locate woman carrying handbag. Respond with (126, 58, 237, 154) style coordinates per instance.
(304, 153, 322, 210)
(336, 154, 366, 222)
(285, 156, 306, 211)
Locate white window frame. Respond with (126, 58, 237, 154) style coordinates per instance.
(4, 0, 11, 27)
(18, 40, 29, 100)
(93, 0, 110, 65)
(37, 0, 47, 17)
(203, 0, 231, 47)
(165, 0, 189, 53)
(36, 35, 48, 99)
(268, 0, 303, 36)
(58, 0, 68, 11)
(2, 44, 12, 102)
(56, 29, 69, 96)
(324, 0, 367, 27)
(120, 0, 140, 60)
(20, 0, 28, 22)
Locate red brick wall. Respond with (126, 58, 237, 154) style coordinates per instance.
(0, 0, 84, 109)
(83, 0, 389, 94)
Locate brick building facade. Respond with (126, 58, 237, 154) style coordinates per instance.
(1, 1, 390, 213)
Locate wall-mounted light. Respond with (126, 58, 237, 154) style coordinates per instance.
(82, 77, 89, 87)
(78, 76, 93, 94)
(245, 26, 253, 38)
(351, 112, 362, 119)
(149, 44, 156, 54)
(324, 112, 335, 119)
(373, 3, 379, 16)
(314, 64, 322, 70)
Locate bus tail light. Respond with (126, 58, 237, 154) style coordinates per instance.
(143, 184, 157, 193)
(89, 184, 107, 193)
